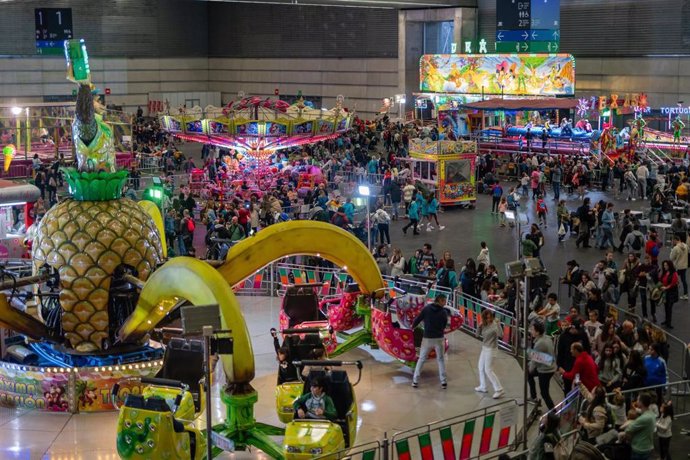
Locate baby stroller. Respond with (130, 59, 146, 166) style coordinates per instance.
(348, 221, 368, 246)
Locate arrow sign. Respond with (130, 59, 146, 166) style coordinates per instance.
(553, 30, 560, 39)
(521, 42, 529, 51)
(497, 29, 559, 42)
(516, 42, 520, 52)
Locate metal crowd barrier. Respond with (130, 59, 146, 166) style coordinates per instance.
(613, 380, 690, 417)
(269, 262, 519, 355)
(609, 303, 689, 382)
(315, 400, 524, 460)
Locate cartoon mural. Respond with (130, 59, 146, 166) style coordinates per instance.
(420, 54, 575, 96)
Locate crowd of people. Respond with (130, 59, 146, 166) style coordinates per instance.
(25, 109, 690, 459)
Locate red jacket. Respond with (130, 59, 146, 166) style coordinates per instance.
(562, 351, 600, 391)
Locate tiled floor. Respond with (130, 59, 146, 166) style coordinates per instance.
(0, 296, 527, 459)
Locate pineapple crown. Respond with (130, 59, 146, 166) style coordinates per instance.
(62, 168, 129, 201)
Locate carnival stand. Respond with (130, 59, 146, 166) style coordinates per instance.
(403, 138, 478, 207)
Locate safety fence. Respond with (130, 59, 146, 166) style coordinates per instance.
(615, 380, 690, 417)
(315, 400, 523, 460)
(264, 262, 519, 355)
(609, 303, 689, 382)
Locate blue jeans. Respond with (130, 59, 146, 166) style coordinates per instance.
(552, 181, 560, 199)
(391, 201, 400, 218)
(600, 227, 615, 249)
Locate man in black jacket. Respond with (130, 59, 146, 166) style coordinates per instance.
(556, 319, 591, 394)
(575, 197, 594, 248)
(412, 294, 450, 389)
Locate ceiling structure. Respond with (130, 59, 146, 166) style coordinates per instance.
(199, 0, 476, 9)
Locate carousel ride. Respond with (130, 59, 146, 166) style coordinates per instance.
(161, 94, 353, 160)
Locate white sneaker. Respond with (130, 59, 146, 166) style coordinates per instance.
(474, 386, 488, 393)
(439, 225, 445, 230)
(426, 227, 432, 232)
(681, 294, 689, 300)
(493, 390, 505, 399)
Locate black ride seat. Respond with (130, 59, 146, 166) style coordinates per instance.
(123, 394, 145, 409)
(284, 287, 323, 326)
(156, 338, 205, 412)
(327, 370, 353, 447)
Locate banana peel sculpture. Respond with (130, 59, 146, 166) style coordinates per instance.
(118, 221, 385, 458)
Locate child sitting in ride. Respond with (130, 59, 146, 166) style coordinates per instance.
(293, 376, 337, 421)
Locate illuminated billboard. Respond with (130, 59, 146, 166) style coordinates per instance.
(420, 53, 575, 97)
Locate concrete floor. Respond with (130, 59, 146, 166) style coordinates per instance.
(387, 187, 690, 345)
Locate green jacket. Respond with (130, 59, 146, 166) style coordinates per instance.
(293, 392, 337, 420)
(624, 410, 655, 454)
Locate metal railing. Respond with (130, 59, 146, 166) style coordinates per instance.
(609, 303, 689, 382)
(613, 380, 690, 417)
(315, 399, 528, 460)
(267, 262, 520, 355)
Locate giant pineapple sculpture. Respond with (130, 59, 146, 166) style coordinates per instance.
(32, 58, 164, 352)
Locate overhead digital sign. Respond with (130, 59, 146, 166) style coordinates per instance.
(496, 0, 560, 54)
(35, 8, 73, 55)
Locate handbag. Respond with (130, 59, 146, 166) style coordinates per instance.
(618, 269, 626, 285)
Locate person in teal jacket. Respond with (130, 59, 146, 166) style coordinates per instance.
(425, 194, 444, 231)
(436, 258, 458, 289)
(402, 199, 420, 235)
(293, 376, 337, 420)
(416, 191, 427, 220)
(343, 197, 355, 223)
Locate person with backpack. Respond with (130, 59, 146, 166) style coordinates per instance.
(624, 224, 646, 254)
(436, 258, 458, 290)
(645, 231, 662, 265)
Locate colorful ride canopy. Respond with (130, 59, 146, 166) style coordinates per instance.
(159, 96, 352, 158)
(420, 53, 575, 97)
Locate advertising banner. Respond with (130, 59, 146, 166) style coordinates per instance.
(76, 365, 161, 412)
(0, 365, 71, 412)
(420, 53, 575, 96)
(0, 361, 162, 413)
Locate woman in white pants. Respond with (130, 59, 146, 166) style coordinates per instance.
(475, 309, 504, 399)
